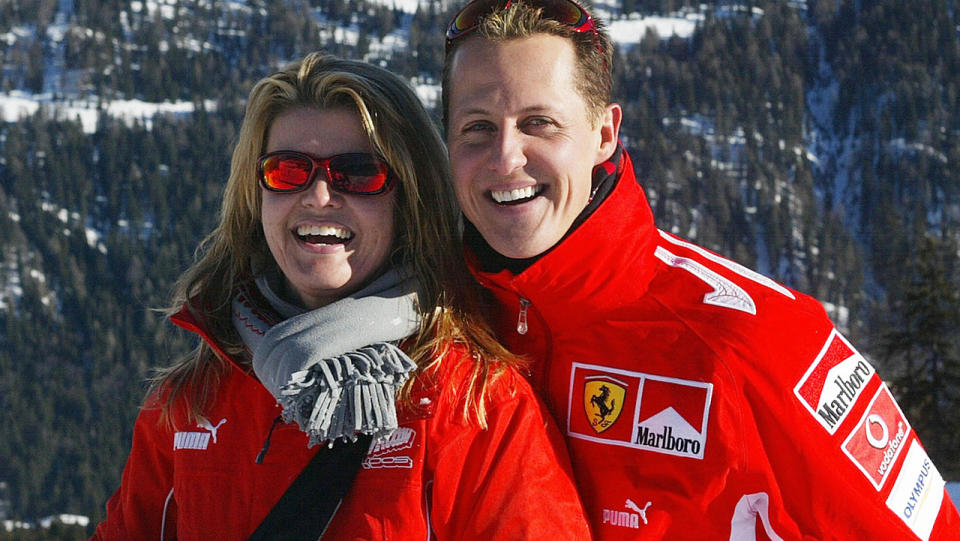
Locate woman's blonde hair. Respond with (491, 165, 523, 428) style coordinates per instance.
(153, 52, 517, 427)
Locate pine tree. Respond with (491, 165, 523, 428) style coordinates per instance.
(875, 235, 960, 478)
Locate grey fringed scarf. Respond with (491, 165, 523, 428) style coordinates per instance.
(232, 267, 420, 447)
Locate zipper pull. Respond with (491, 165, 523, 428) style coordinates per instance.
(517, 298, 530, 335)
(256, 416, 283, 464)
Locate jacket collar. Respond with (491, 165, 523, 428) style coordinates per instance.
(466, 146, 659, 320)
(170, 303, 249, 372)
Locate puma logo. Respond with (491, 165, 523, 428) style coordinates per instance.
(173, 417, 228, 451)
(625, 499, 652, 525)
(602, 498, 652, 530)
(197, 417, 227, 444)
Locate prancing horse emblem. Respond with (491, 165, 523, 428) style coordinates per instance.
(584, 378, 626, 434)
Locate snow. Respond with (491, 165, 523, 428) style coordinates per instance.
(0, 92, 40, 123)
(36, 198, 110, 253)
(370, 0, 432, 13)
(3, 514, 90, 532)
(86, 227, 108, 255)
(0, 242, 54, 311)
(2, 520, 34, 532)
(0, 256, 24, 311)
(822, 300, 851, 331)
(887, 137, 948, 164)
(664, 114, 747, 173)
(413, 79, 441, 111)
(0, 91, 214, 134)
(39, 514, 90, 528)
(0, 26, 32, 46)
(0, 0, 701, 132)
(131, 0, 180, 19)
(607, 13, 701, 47)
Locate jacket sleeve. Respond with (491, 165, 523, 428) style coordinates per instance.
(733, 301, 960, 541)
(426, 358, 592, 540)
(91, 402, 177, 541)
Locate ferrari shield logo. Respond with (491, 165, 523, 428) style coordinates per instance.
(584, 378, 627, 433)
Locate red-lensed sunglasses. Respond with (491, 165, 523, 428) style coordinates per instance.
(257, 151, 397, 196)
(445, 0, 603, 57)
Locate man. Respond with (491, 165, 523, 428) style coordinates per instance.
(441, 0, 960, 538)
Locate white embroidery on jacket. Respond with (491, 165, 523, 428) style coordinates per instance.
(654, 246, 757, 314)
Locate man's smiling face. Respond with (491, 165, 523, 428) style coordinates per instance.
(446, 34, 617, 259)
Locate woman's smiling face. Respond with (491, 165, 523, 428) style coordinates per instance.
(260, 106, 397, 309)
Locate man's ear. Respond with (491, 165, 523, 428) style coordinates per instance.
(595, 103, 622, 165)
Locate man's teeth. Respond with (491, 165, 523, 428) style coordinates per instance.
(491, 186, 538, 203)
(296, 224, 352, 239)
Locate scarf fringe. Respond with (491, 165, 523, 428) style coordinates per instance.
(277, 342, 418, 447)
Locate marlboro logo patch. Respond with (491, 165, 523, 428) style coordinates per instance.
(793, 329, 878, 434)
(568, 363, 713, 460)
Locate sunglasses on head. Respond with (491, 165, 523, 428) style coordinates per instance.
(445, 0, 602, 54)
(257, 150, 397, 196)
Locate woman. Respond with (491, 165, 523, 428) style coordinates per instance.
(92, 53, 590, 539)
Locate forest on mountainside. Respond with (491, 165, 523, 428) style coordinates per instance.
(0, 0, 958, 534)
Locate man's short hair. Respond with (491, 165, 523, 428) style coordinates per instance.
(442, 0, 614, 129)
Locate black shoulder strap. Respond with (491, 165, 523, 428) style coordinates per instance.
(249, 434, 372, 540)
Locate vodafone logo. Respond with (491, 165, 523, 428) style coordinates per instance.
(793, 329, 877, 434)
(842, 385, 911, 490)
(568, 363, 713, 459)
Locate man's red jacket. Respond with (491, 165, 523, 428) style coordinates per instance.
(467, 146, 960, 540)
(92, 306, 590, 540)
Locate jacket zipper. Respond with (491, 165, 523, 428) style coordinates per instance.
(515, 296, 546, 386)
(517, 298, 531, 335)
(256, 416, 283, 464)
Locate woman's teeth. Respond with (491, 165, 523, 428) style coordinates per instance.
(296, 224, 352, 243)
(491, 185, 540, 204)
